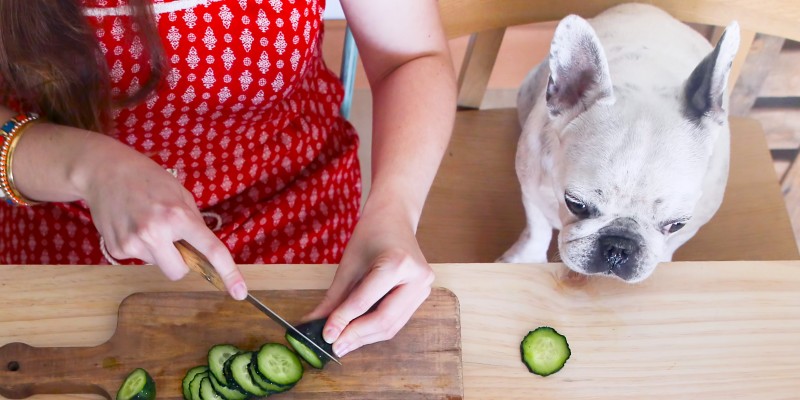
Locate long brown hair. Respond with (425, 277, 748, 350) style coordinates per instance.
(0, 0, 165, 132)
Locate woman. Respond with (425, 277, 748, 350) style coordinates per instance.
(0, 0, 456, 358)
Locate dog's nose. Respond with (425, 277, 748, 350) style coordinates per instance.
(598, 235, 638, 277)
(601, 236, 633, 265)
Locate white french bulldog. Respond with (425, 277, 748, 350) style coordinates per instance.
(499, 4, 740, 283)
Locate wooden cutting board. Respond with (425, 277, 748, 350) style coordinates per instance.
(0, 288, 463, 399)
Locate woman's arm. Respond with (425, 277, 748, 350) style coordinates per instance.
(307, 0, 457, 356)
(0, 106, 247, 298)
(341, 0, 457, 224)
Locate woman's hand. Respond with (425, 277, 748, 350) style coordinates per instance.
(305, 201, 434, 357)
(75, 136, 248, 300)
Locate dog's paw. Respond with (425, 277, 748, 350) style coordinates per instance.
(495, 255, 515, 263)
(496, 250, 547, 264)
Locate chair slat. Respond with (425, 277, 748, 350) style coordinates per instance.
(457, 28, 507, 109)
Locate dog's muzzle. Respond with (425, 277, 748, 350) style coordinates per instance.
(588, 219, 644, 280)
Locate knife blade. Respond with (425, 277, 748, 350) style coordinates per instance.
(174, 240, 342, 366)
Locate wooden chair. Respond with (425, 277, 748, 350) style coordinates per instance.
(416, 0, 800, 263)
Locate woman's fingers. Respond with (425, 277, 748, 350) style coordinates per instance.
(181, 223, 248, 300)
(96, 200, 245, 300)
(303, 261, 364, 331)
(331, 282, 431, 357)
(148, 242, 191, 281)
(80, 148, 244, 297)
(320, 253, 409, 344)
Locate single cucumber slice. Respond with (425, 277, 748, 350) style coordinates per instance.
(285, 318, 333, 369)
(249, 353, 291, 393)
(209, 372, 248, 400)
(285, 334, 323, 369)
(226, 352, 269, 397)
(520, 326, 571, 377)
(208, 344, 241, 387)
(189, 371, 208, 400)
(182, 366, 208, 400)
(116, 368, 156, 400)
(198, 376, 225, 400)
(256, 343, 304, 387)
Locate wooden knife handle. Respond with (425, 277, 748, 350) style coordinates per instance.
(0, 342, 110, 399)
(174, 240, 227, 292)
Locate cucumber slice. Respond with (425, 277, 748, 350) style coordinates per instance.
(285, 318, 333, 369)
(520, 326, 571, 377)
(198, 377, 225, 400)
(286, 334, 324, 369)
(189, 371, 208, 400)
(116, 368, 156, 400)
(256, 343, 304, 387)
(226, 352, 268, 397)
(209, 372, 249, 400)
(249, 354, 291, 393)
(208, 344, 241, 387)
(182, 366, 208, 400)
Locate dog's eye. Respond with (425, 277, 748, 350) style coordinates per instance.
(667, 222, 686, 233)
(564, 194, 590, 218)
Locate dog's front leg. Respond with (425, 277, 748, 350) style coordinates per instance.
(498, 200, 552, 263)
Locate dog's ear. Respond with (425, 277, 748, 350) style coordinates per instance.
(683, 22, 740, 123)
(546, 15, 614, 118)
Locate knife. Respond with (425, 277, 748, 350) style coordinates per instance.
(174, 240, 342, 366)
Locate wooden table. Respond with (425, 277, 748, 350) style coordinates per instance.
(1, 261, 799, 399)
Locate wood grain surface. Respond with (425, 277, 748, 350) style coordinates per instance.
(1, 262, 799, 399)
(0, 289, 462, 400)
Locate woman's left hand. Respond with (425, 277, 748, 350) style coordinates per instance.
(304, 203, 434, 357)
(307, 0, 455, 358)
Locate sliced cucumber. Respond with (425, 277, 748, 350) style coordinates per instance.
(209, 372, 249, 400)
(285, 334, 324, 369)
(220, 351, 269, 396)
(188, 371, 208, 400)
(285, 318, 333, 369)
(116, 368, 156, 400)
(208, 344, 241, 387)
(256, 343, 304, 387)
(198, 376, 225, 400)
(520, 326, 571, 377)
(182, 366, 208, 400)
(249, 353, 291, 393)
(226, 352, 269, 397)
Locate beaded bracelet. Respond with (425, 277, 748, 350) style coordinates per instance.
(0, 113, 40, 206)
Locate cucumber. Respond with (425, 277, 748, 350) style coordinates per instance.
(198, 376, 226, 400)
(116, 368, 156, 400)
(188, 371, 208, 400)
(208, 344, 241, 387)
(185, 341, 304, 398)
(285, 318, 333, 369)
(209, 372, 249, 400)
(226, 352, 269, 397)
(255, 343, 304, 387)
(182, 366, 208, 400)
(249, 353, 291, 393)
(520, 326, 571, 377)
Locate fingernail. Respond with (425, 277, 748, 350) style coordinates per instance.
(232, 283, 248, 301)
(323, 326, 340, 344)
(333, 341, 351, 357)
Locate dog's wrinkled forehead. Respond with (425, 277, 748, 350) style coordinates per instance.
(559, 101, 710, 213)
